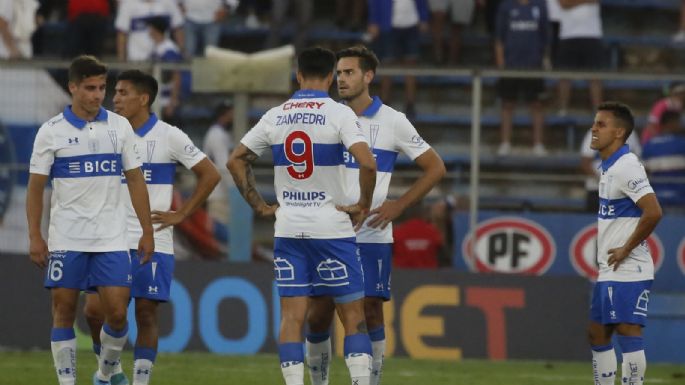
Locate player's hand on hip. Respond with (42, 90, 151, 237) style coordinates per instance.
(138, 233, 155, 264)
(152, 210, 185, 231)
(336, 203, 370, 232)
(28, 236, 49, 268)
(607, 246, 630, 271)
(256, 203, 279, 218)
(367, 199, 405, 230)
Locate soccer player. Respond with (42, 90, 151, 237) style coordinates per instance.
(588, 102, 662, 385)
(228, 46, 377, 385)
(305, 46, 446, 385)
(83, 70, 220, 385)
(26, 56, 154, 385)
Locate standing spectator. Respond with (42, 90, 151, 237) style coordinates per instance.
(556, 0, 603, 116)
(148, 16, 185, 122)
(641, 82, 685, 145)
(643, 110, 685, 207)
(494, 0, 549, 156)
(429, 0, 475, 65)
(264, 0, 313, 52)
(202, 100, 234, 225)
(673, 0, 685, 43)
(545, 0, 561, 66)
(0, 0, 39, 59)
(483, 0, 505, 37)
(64, 0, 111, 58)
(115, 0, 184, 61)
(393, 207, 443, 268)
(180, 0, 238, 57)
(368, 0, 430, 119)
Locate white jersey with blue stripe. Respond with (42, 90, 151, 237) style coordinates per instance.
(29, 106, 142, 252)
(597, 144, 655, 282)
(343, 97, 431, 243)
(122, 114, 206, 254)
(241, 90, 367, 239)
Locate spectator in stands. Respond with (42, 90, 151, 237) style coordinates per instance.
(556, 0, 603, 116)
(483, 0, 505, 38)
(0, 0, 39, 59)
(429, 193, 468, 267)
(116, 0, 185, 61)
(580, 127, 641, 212)
(202, 100, 235, 225)
(264, 0, 312, 52)
(494, 0, 549, 156)
(179, 0, 238, 57)
(545, 0, 561, 67)
(393, 205, 444, 268)
(335, 0, 366, 31)
(64, 0, 110, 58)
(643, 110, 685, 207)
(428, 0, 475, 65)
(673, 0, 685, 43)
(368, 0, 429, 119)
(148, 17, 184, 121)
(641, 82, 685, 145)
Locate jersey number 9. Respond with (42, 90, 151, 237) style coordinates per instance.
(284, 130, 314, 180)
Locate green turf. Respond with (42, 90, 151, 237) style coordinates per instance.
(1, 351, 684, 385)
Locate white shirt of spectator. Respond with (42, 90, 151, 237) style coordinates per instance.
(122, 114, 206, 254)
(581, 129, 641, 191)
(115, 0, 184, 61)
(344, 97, 431, 243)
(558, 2, 602, 39)
(597, 147, 655, 282)
(202, 123, 233, 205)
(29, 107, 142, 252)
(241, 90, 367, 239)
(180, 0, 237, 23)
(392, 0, 420, 28)
(545, 0, 561, 22)
(0, 0, 38, 58)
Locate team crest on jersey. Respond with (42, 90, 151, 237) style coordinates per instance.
(146, 141, 156, 163)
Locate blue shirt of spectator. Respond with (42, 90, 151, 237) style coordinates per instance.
(495, 0, 549, 69)
(643, 133, 685, 206)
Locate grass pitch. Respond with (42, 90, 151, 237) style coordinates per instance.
(1, 351, 684, 385)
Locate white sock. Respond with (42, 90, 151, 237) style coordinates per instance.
(591, 347, 617, 385)
(306, 338, 331, 385)
(95, 344, 123, 375)
(345, 353, 372, 385)
(622, 351, 646, 385)
(51, 338, 77, 385)
(133, 359, 154, 385)
(97, 324, 128, 381)
(281, 361, 305, 385)
(370, 339, 386, 385)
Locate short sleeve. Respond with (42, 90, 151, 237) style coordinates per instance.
(29, 124, 55, 175)
(338, 106, 367, 149)
(241, 116, 272, 156)
(168, 126, 206, 169)
(616, 157, 655, 203)
(121, 120, 143, 171)
(114, 1, 130, 32)
(393, 113, 430, 160)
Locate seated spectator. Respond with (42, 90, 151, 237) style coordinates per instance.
(641, 82, 685, 145)
(429, 0, 475, 65)
(0, 0, 39, 59)
(180, 0, 238, 57)
(393, 206, 443, 269)
(64, 0, 111, 58)
(643, 110, 685, 207)
(115, 0, 184, 61)
(148, 17, 184, 121)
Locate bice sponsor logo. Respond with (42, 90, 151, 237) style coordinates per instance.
(569, 223, 663, 280)
(462, 217, 555, 275)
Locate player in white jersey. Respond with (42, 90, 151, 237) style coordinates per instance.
(82, 70, 220, 385)
(228, 47, 377, 385)
(587, 102, 662, 385)
(26, 56, 155, 385)
(304, 46, 446, 385)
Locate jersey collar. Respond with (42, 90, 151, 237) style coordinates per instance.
(601, 144, 630, 172)
(360, 96, 383, 117)
(291, 89, 328, 99)
(135, 113, 159, 137)
(63, 105, 108, 129)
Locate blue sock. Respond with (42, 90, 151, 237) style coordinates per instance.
(103, 323, 128, 338)
(51, 328, 75, 342)
(278, 342, 304, 364)
(617, 335, 644, 353)
(344, 333, 372, 357)
(134, 347, 157, 363)
(591, 343, 613, 353)
(369, 327, 385, 342)
(93, 343, 101, 356)
(306, 332, 330, 343)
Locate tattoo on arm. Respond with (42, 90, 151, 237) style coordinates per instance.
(235, 150, 266, 210)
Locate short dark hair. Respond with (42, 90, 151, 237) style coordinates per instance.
(336, 45, 380, 74)
(598, 101, 635, 141)
(116, 70, 159, 107)
(660, 109, 681, 127)
(68, 55, 107, 84)
(297, 47, 336, 79)
(147, 16, 170, 34)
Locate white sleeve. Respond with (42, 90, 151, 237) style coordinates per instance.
(168, 0, 185, 28)
(121, 120, 143, 171)
(115, 1, 131, 32)
(338, 106, 367, 149)
(169, 126, 206, 169)
(393, 113, 431, 160)
(241, 116, 271, 156)
(29, 123, 54, 175)
(580, 130, 595, 158)
(616, 158, 655, 203)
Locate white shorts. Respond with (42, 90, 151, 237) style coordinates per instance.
(428, 0, 475, 25)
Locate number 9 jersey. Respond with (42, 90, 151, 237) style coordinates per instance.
(240, 90, 368, 239)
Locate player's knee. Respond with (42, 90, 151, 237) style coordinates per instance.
(587, 325, 609, 346)
(83, 302, 104, 322)
(307, 310, 331, 333)
(106, 308, 129, 329)
(282, 310, 306, 327)
(52, 301, 77, 324)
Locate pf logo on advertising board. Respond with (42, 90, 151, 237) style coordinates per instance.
(462, 217, 555, 275)
(570, 223, 663, 280)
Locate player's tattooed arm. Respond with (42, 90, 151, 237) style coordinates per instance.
(228, 144, 278, 217)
